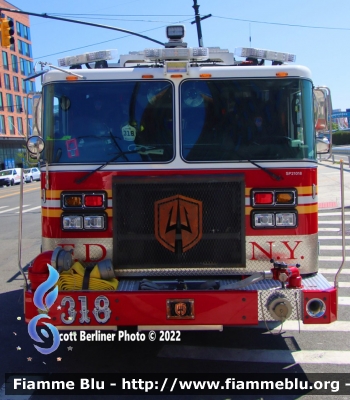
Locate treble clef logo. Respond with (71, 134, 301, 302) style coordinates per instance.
(28, 264, 61, 354)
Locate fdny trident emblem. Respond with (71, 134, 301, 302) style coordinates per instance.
(175, 302, 187, 316)
(155, 195, 202, 253)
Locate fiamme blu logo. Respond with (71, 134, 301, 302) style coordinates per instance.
(28, 264, 61, 354)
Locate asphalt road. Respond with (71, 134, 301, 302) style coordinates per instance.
(0, 181, 349, 400)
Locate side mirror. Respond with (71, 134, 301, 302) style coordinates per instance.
(27, 136, 45, 159)
(313, 87, 332, 155)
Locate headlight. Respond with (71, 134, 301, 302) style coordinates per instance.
(62, 214, 106, 230)
(62, 216, 83, 230)
(252, 211, 297, 228)
(84, 215, 105, 229)
(254, 213, 274, 227)
(276, 213, 296, 227)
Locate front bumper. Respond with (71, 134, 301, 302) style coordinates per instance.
(24, 274, 337, 329)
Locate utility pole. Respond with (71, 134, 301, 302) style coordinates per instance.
(191, 0, 211, 47)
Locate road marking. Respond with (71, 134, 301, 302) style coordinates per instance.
(319, 268, 350, 274)
(0, 205, 29, 214)
(320, 245, 350, 250)
(319, 256, 347, 261)
(318, 220, 349, 225)
(258, 320, 350, 332)
(338, 297, 350, 305)
(319, 211, 350, 216)
(17, 206, 41, 213)
(318, 228, 341, 232)
(319, 236, 350, 240)
(338, 282, 350, 287)
(158, 345, 350, 365)
(0, 186, 39, 199)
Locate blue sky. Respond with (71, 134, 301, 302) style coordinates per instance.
(9, 0, 350, 110)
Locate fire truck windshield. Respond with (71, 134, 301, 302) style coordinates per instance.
(42, 77, 315, 165)
(42, 80, 174, 164)
(181, 78, 315, 162)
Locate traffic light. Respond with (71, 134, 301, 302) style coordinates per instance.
(1, 18, 14, 48)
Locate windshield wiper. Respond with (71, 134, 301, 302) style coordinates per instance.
(247, 159, 283, 181)
(75, 145, 164, 184)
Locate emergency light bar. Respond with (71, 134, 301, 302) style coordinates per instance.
(234, 47, 296, 63)
(144, 47, 209, 61)
(57, 49, 117, 67)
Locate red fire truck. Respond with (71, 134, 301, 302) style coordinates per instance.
(22, 25, 337, 332)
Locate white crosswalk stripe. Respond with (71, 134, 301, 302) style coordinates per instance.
(0, 206, 24, 214)
(0, 203, 43, 214)
(320, 268, 350, 274)
(17, 206, 41, 213)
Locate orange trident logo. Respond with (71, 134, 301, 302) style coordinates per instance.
(154, 195, 202, 253)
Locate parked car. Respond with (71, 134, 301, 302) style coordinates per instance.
(0, 168, 23, 187)
(316, 132, 330, 154)
(24, 167, 41, 183)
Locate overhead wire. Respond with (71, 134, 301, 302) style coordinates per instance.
(41, 12, 350, 32)
(211, 15, 350, 31)
(32, 17, 193, 60)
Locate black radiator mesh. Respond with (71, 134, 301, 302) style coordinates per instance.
(112, 175, 245, 271)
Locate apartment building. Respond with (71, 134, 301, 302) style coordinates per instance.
(0, 0, 35, 169)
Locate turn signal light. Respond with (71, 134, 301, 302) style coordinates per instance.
(64, 195, 82, 207)
(276, 192, 294, 204)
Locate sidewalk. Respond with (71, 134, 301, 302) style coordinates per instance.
(317, 159, 350, 209)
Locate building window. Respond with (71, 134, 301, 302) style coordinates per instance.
(16, 22, 31, 40)
(28, 80, 35, 92)
(2, 51, 8, 70)
(11, 54, 18, 73)
(20, 58, 26, 75)
(21, 79, 27, 93)
(4, 74, 10, 90)
(27, 117, 33, 136)
(18, 39, 22, 54)
(15, 95, 22, 113)
(18, 40, 31, 57)
(8, 116, 15, 134)
(13, 76, 19, 92)
(0, 115, 5, 133)
(17, 117, 23, 134)
(26, 60, 33, 75)
(0, 93, 3, 111)
(23, 97, 33, 114)
(6, 94, 14, 112)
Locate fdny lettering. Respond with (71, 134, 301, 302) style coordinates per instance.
(57, 243, 107, 263)
(249, 240, 302, 260)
